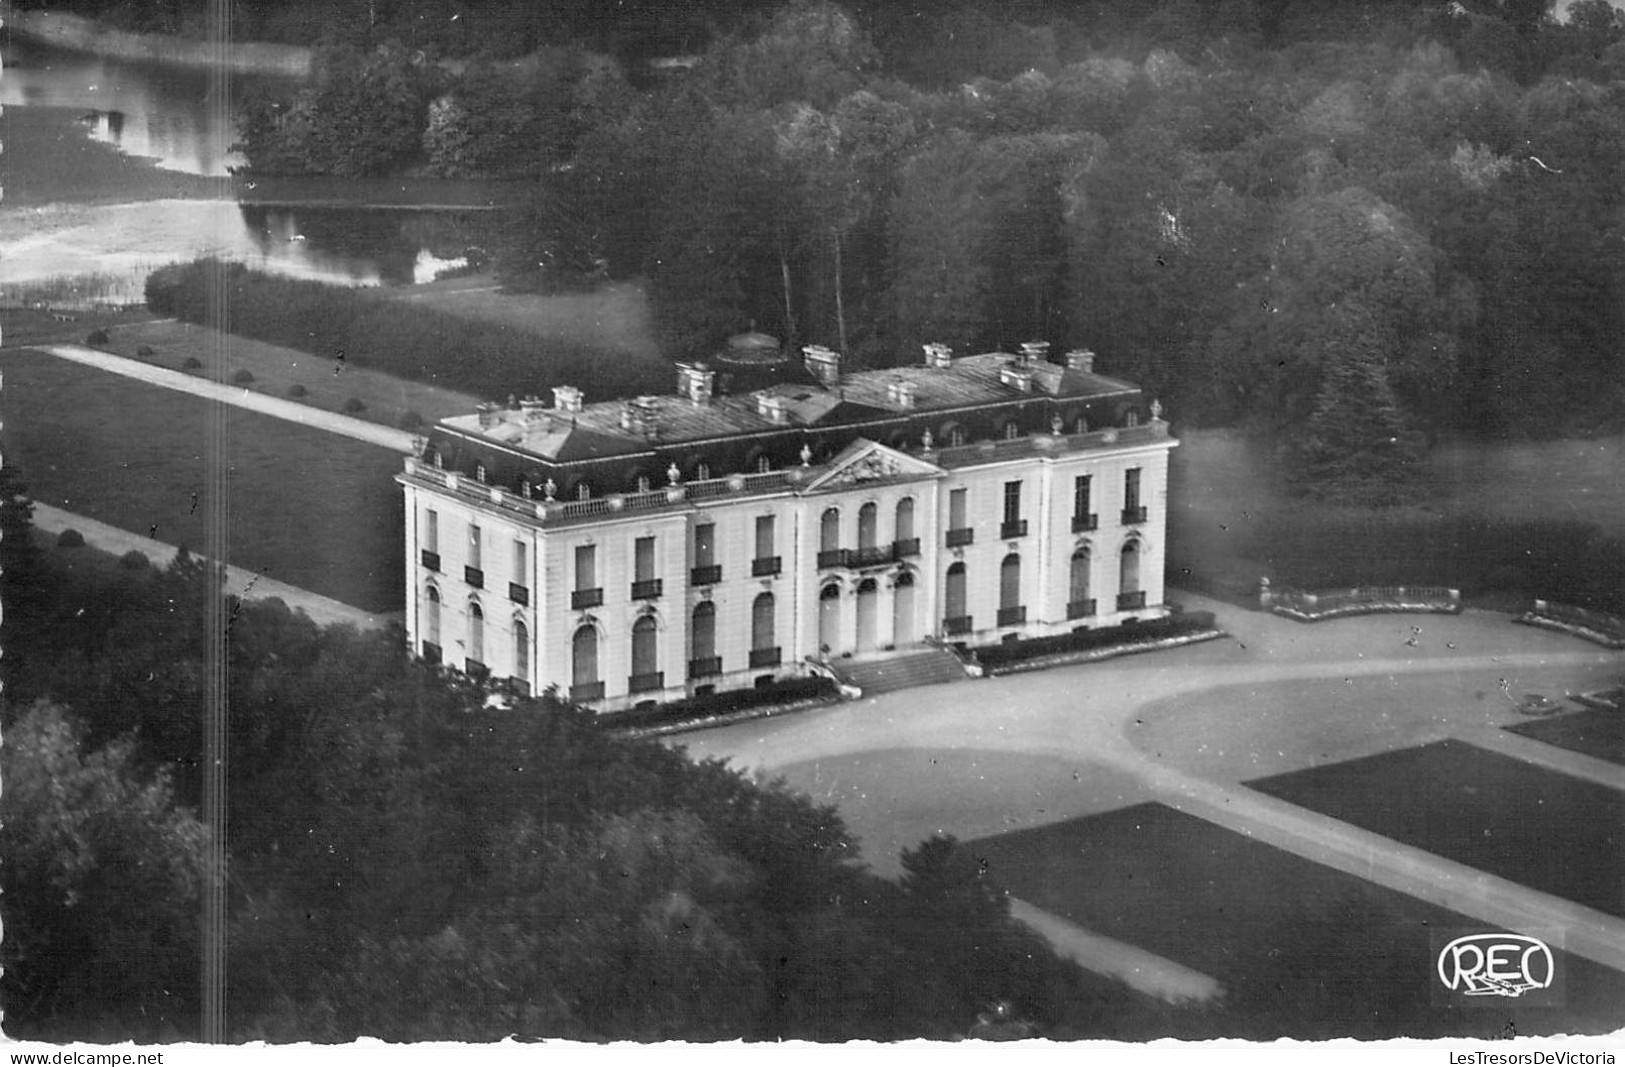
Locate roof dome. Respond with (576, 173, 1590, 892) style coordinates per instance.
(716, 330, 784, 366)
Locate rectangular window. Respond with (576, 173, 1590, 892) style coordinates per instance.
(1003, 481, 1022, 524)
(468, 523, 482, 569)
(635, 536, 655, 582)
(949, 488, 967, 530)
(425, 509, 439, 552)
(1073, 476, 1092, 521)
(513, 540, 526, 584)
(575, 544, 596, 590)
(755, 515, 775, 559)
(1125, 468, 1142, 511)
(694, 524, 716, 568)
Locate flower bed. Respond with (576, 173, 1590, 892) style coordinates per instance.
(1514, 600, 1625, 650)
(1260, 582, 1461, 622)
(599, 676, 839, 739)
(973, 612, 1225, 676)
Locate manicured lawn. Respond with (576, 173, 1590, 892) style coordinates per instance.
(971, 803, 1625, 1039)
(1248, 740, 1625, 918)
(105, 319, 484, 430)
(0, 348, 403, 612)
(1506, 708, 1625, 767)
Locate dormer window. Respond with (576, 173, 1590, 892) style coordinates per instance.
(1126, 410, 1141, 427)
(756, 455, 773, 473)
(575, 482, 591, 501)
(636, 474, 651, 492)
(521, 480, 533, 499)
(430, 450, 443, 469)
(696, 461, 711, 480)
(1003, 421, 1020, 440)
(476, 464, 488, 483)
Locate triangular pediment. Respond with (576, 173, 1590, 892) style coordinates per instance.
(803, 439, 943, 492)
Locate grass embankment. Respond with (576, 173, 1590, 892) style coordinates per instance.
(973, 803, 1625, 1040)
(1169, 429, 1625, 613)
(1248, 739, 1625, 919)
(1508, 708, 1625, 767)
(0, 348, 404, 612)
(148, 261, 674, 403)
(101, 320, 484, 431)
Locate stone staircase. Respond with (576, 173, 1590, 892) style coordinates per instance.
(827, 647, 969, 696)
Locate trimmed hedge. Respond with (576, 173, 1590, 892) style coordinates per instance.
(598, 676, 836, 732)
(342, 397, 367, 414)
(120, 549, 151, 570)
(56, 528, 86, 548)
(232, 369, 256, 385)
(972, 612, 1219, 671)
(146, 259, 671, 403)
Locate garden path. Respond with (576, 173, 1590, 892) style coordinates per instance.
(677, 597, 1625, 976)
(32, 501, 400, 632)
(32, 344, 418, 452)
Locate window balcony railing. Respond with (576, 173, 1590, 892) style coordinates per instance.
(997, 605, 1027, 627)
(852, 545, 892, 567)
(1066, 598, 1097, 619)
(1072, 513, 1098, 533)
(817, 548, 850, 569)
(749, 646, 782, 668)
(464, 565, 484, 589)
(1000, 519, 1028, 539)
(508, 582, 529, 606)
(691, 564, 723, 586)
(571, 587, 604, 610)
(893, 537, 921, 558)
(688, 656, 722, 679)
(1117, 590, 1147, 611)
(631, 578, 663, 600)
(752, 556, 782, 577)
(420, 549, 441, 572)
(629, 671, 665, 694)
(570, 680, 605, 702)
(943, 615, 974, 635)
(421, 641, 441, 665)
(945, 528, 974, 548)
(1121, 505, 1148, 525)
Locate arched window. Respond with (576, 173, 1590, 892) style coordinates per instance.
(425, 585, 441, 648)
(752, 592, 776, 652)
(1126, 410, 1140, 427)
(696, 461, 711, 481)
(1003, 421, 1020, 440)
(943, 422, 967, 447)
(858, 502, 878, 550)
(756, 454, 773, 473)
(468, 601, 485, 667)
(574, 481, 592, 501)
(572, 624, 598, 686)
(634, 472, 651, 493)
(820, 507, 841, 553)
(692, 601, 716, 661)
(944, 561, 967, 621)
(1070, 547, 1092, 605)
(513, 618, 530, 688)
(1120, 540, 1142, 594)
(895, 497, 915, 543)
(1000, 553, 1022, 610)
(631, 615, 659, 679)
(1073, 414, 1089, 434)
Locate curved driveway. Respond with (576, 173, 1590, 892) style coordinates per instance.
(675, 595, 1625, 973)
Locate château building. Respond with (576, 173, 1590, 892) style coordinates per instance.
(397, 339, 1176, 711)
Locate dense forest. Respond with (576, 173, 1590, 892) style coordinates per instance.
(213, 0, 1625, 498)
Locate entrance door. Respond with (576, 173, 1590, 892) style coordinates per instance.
(856, 579, 878, 651)
(893, 572, 916, 645)
(818, 583, 841, 655)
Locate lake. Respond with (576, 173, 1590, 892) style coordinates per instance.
(0, 33, 518, 304)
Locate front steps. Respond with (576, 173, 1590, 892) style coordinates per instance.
(826, 646, 969, 696)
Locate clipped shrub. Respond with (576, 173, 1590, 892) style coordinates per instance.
(136, 344, 156, 357)
(182, 357, 203, 370)
(85, 329, 110, 346)
(342, 397, 367, 414)
(120, 549, 150, 570)
(232, 369, 255, 385)
(56, 528, 86, 549)
(288, 383, 309, 398)
(398, 410, 425, 430)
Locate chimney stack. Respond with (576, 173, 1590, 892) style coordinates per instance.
(999, 362, 1034, 392)
(520, 395, 547, 428)
(676, 362, 715, 405)
(477, 401, 499, 429)
(756, 393, 789, 424)
(621, 395, 661, 438)
(552, 385, 584, 412)
(922, 342, 953, 369)
(802, 344, 842, 386)
(1020, 340, 1050, 364)
(886, 377, 918, 409)
(1065, 348, 1095, 373)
